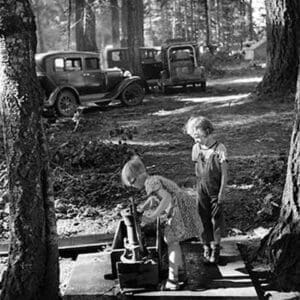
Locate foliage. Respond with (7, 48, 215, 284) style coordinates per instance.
(31, 0, 266, 57)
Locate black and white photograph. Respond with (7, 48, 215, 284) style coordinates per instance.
(0, 0, 299, 299)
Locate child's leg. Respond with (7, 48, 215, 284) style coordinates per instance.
(197, 184, 213, 261)
(210, 196, 224, 263)
(211, 196, 224, 245)
(197, 184, 214, 244)
(168, 241, 182, 282)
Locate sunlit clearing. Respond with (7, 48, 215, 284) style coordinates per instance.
(218, 111, 293, 128)
(107, 139, 170, 146)
(209, 76, 262, 86)
(179, 93, 250, 104)
(229, 184, 254, 190)
(151, 105, 197, 116)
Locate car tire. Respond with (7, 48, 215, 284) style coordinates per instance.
(121, 83, 145, 106)
(55, 90, 78, 117)
(201, 81, 206, 92)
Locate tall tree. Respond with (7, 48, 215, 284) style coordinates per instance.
(248, 0, 254, 40)
(257, 0, 298, 96)
(31, 0, 45, 53)
(0, 1, 59, 300)
(120, 0, 128, 47)
(127, 0, 144, 75)
(204, 0, 213, 53)
(110, 0, 120, 47)
(258, 0, 300, 291)
(75, 0, 98, 51)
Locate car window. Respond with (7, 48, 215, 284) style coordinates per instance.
(85, 57, 100, 70)
(54, 58, 64, 72)
(112, 51, 121, 61)
(65, 58, 82, 71)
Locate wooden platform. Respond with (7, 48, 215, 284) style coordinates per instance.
(63, 237, 258, 299)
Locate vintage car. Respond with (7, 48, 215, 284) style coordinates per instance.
(159, 40, 206, 93)
(106, 47, 163, 86)
(35, 51, 145, 117)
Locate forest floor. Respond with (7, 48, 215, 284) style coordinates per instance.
(0, 64, 293, 239)
(0, 62, 296, 295)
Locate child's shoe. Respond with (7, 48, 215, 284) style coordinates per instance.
(203, 245, 211, 263)
(178, 269, 188, 284)
(209, 245, 220, 264)
(161, 279, 180, 291)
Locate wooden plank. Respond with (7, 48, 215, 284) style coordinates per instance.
(117, 262, 159, 289)
(0, 233, 114, 257)
(63, 252, 116, 300)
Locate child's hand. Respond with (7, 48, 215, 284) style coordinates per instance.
(136, 204, 144, 213)
(147, 195, 159, 208)
(141, 212, 154, 225)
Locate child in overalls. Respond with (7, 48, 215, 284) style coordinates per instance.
(121, 155, 203, 290)
(185, 116, 228, 264)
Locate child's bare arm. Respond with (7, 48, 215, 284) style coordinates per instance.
(142, 189, 171, 222)
(218, 161, 228, 204)
(138, 195, 160, 212)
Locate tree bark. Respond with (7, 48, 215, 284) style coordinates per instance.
(110, 0, 120, 47)
(127, 0, 144, 76)
(0, 1, 59, 300)
(204, 0, 213, 53)
(248, 0, 254, 40)
(262, 55, 300, 292)
(75, 0, 98, 51)
(121, 0, 128, 47)
(258, 1, 300, 291)
(67, 0, 72, 50)
(256, 0, 298, 97)
(32, 0, 45, 53)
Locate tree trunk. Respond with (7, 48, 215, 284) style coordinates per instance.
(204, 0, 213, 53)
(215, 0, 220, 45)
(256, 0, 298, 97)
(258, 1, 300, 291)
(190, 0, 194, 41)
(184, 1, 188, 40)
(110, 0, 120, 47)
(33, 1, 45, 53)
(171, 0, 176, 39)
(262, 56, 300, 292)
(127, 0, 144, 76)
(248, 0, 254, 40)
(75, 0, 98, 51)
(67, 0, 72, 50)
(0, 1, 59, 300)
(121, 0, 128, 47)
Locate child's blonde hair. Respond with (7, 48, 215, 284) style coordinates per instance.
(185, 116, 214, 137)
(121, 155, 146, 187)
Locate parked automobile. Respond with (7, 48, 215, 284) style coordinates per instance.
(35, 51, 145, 117)
(106, 47, 163, 87)
(159, 40, 206, 93)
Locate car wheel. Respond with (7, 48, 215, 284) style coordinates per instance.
(121, 83, 145, 106)
(201, 81, 206, 92)
(55, 90, 78, 117)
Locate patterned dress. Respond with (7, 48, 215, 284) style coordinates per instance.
(144, 175, 203, 244)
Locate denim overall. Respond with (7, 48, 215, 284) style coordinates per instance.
(195, 142, 224, 245)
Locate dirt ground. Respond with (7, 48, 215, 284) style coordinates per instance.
(48, 69, 293, 238)
(0, 67, 296, 294)
(0, 67, 294, 241)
